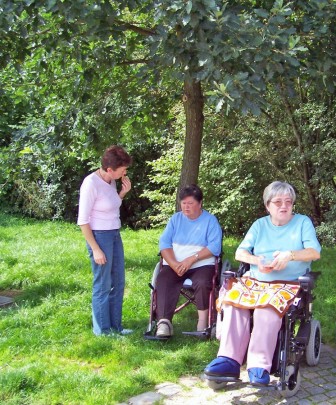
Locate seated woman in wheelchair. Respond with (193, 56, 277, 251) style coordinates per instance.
(204, 181, 321, 385)
(155, 184, 222, 337)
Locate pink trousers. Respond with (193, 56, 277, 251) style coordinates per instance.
(217, 304, 282, 372)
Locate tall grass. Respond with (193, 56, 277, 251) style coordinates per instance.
(0, 213, 335, 404)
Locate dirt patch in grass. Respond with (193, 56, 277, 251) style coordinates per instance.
(0, 290, 22, 298)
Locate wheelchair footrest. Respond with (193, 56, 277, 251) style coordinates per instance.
(143, 332, 170, 341)
(246, 381, 280, 391)
(182, 330, 210, 339)
(204, 374, 241, 383)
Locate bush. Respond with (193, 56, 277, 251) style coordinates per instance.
(316, 221, 336, 247)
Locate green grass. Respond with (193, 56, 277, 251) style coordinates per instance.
(0, 213, 335, 404)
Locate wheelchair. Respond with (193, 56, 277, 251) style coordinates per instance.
(204, 264, 322, 398)
(144, 254, 232, 341)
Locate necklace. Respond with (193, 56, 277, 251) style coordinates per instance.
(97, 169, 111, 184)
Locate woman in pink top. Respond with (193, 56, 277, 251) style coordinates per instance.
(77, 145, 132, 336)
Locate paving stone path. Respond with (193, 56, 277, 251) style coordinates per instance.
(0, 295, 14, 307)
(120, 343, 336, 405)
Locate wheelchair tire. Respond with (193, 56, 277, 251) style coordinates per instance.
(279, 365, 301, 398)
(305, 319, 322, 366)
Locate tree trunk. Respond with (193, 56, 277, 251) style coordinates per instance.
(176, 79, 204, 210)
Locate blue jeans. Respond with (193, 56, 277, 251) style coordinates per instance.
(87, 230, 125, 335)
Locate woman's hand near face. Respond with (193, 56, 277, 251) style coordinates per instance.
(119, 176, 131, 198)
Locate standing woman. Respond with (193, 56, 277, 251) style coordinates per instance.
(77, 145, 133, 336)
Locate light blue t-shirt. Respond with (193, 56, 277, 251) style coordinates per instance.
(237, 214, 321, 281)
(159, 210, 222, 269)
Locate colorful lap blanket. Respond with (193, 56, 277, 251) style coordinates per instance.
(217, 277, 301, 317)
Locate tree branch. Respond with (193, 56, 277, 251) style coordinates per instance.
(113, 19, 156, 36)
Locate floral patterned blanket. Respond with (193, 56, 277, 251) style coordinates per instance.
(217, 277, 301, 317)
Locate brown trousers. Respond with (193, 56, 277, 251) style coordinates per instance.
(156, 264, 215, 321)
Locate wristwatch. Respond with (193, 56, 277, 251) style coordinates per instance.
(194, 253, 199, 261)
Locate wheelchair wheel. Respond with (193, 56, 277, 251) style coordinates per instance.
(305, 319, 322, 366)
(279, 365, 301, 398)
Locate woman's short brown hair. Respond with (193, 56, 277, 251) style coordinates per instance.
(101, 145, 132, 171)
(178, 184, 203, 203)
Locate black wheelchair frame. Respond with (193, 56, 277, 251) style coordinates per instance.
(205, 264, 322, 398)
(144, 255, 231, 341)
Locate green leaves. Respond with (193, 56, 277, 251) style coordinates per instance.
(1, 0, 336, 117)
(1, 0, 336, 228)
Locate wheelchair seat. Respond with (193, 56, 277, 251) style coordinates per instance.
(182, 278, 192, 288)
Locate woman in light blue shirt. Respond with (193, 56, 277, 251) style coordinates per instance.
(155, 184, 222, 337)
(205, 181, 321, 386)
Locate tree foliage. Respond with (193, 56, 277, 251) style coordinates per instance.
(0, 0, 335, 244)
(142, 85, 336, 244)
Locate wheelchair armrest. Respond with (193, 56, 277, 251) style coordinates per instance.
(222, 270, 238, 280)
(298, 271, 320, 292)
(237, 261, 250, 277)
(298, 276, 311, 292)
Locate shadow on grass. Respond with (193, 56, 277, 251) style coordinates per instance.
(1, 255, 19, 267)
(0, 213, 36, 227)
(9, 280, 87, 308)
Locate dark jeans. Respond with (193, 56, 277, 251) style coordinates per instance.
(156, 265, 215, 321)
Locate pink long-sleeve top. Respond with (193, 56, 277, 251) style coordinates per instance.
(77, 172, 122, 230)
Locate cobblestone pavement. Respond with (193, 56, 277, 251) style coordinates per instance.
(122, 343, 336, 405)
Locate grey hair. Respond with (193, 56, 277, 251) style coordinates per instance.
(263, 181, 296, 206)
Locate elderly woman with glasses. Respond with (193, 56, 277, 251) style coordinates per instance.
(204, 181, 321, 386)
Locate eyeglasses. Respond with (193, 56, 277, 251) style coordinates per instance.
(269, 199, 293, 207)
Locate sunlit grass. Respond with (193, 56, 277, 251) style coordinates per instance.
(0, 213, 335, 404)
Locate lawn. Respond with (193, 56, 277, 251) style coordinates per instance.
(0, 213, 335, 404)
